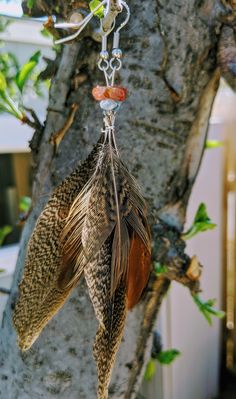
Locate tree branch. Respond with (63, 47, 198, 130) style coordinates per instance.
(218, 24, 236, 91)
(23, 108, 43, 130)
(0, 287, 10, 295)
(50, 103, 79, 150)
(158, 68, 221, 231)
(102, 0, 122, 32)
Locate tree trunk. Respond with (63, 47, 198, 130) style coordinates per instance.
(0, 1, 235, 398)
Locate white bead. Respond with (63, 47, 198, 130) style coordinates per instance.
(100, 51, 109, 60)
(100, 100, 118, 111)
(112, 48, 123, 59)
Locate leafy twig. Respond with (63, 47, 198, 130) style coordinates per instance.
(182, 203, 216, 240)
(156, 349, 181, 365)
(24, 108, 43, 130)
(154, 262, 168, 276)
(144, 349, 181, 381)
(192, 294, 225, 325)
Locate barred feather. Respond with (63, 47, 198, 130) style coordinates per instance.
(13, 145, 99, 351)
(60, 131, 151, 296)
(84, 238, 127, 399)
(59, 126, 151, 398)
(13, 121, 151, 399)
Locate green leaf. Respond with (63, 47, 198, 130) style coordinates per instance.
(0, 268, 5, 273)
(0, 16, 12, 34)
(0, 101, 14, 116)
(192, 295, 225, 325)
(19, 196, 32, 213)
(40, 28, 51, 38)
(156, 349, 181, 365)
(27, 0, 36, 9)
(182, 203, 216, 240)
(16, 51, 41, 92)
(205, 140, 223, 149)
(144, 359, 156, 381)
(0, 52, 19, 76)
(89, 0, 105, 18)
(0, 225, 13, 246)
(0, 89, 24, 120)
(154, 262, 168, 276)
(0, 71, 7, 91)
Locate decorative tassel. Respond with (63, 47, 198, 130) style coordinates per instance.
(59, 113, 151, 398)
(60, 114, 151, 293)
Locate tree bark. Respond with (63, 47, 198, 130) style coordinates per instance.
(0, 1, 235, 398)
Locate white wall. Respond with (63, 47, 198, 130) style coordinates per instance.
(142, 84, 236, 399)
(164, 123, 224, 399)
(0, 17, 54, 153)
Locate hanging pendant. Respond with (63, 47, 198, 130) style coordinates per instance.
(13, 2, 151, 398)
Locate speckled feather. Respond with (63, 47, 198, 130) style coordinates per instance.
(13, 135, 151, 399)
(13, 145, 99, 351)
(62, 135, 151, 398)
(61, 141, 151, 295)
(84, 238, 127, 399)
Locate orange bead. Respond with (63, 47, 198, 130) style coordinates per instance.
(92, 86, 127, 101)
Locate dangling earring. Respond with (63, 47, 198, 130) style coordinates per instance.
(13, 2, 151, 398)
(57, 4, 151, 396)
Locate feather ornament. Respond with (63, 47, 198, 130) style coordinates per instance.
(13, 145, 99, 351)
(60, 112, 151, 295)
(84, 238, 127, 399)
(59, 112, 151, 398)
(13, 113, 151, 398)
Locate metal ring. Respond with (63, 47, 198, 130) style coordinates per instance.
(98, 58, 109, 71)
(110, 57, 122, 71)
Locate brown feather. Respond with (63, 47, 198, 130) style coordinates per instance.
(57, 126, 151, 398)
(60, 137, 151, 296)
(84, 238, 127, 399)
(13, 143, 99, 351)
(126, 233, 151, 309)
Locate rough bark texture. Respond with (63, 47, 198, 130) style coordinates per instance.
(1, 0, 236, 398)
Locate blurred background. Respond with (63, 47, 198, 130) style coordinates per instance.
(0, 2, 236, 399)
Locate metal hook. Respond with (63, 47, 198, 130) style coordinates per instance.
(54, 0, 129, 45)
(112, 1, 130, 52)
(115, 1, 130, 33)
(54, 0, 108, 44)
